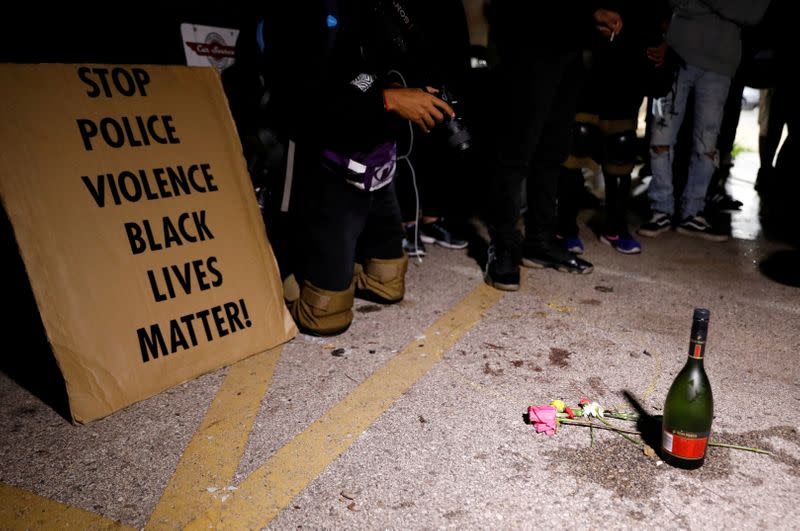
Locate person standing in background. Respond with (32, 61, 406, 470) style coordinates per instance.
(484, 1, 622, 291)
(557, 0, 672, 256)
(637, 0, 771, 242)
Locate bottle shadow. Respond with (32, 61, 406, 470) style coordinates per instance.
(622, 390, 663, 454)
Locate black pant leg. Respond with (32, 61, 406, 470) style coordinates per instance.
(488, 52, 577, 249)
(300, 164, 370, 291)
(357, 181, 405, 261)
(525, 51, 584, 246)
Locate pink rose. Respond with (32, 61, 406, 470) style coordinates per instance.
(528, 405, 557, 436)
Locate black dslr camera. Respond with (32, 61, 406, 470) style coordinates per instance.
(436, 85, 471, 152)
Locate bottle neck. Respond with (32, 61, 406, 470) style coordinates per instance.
(687, 318, 708, 362)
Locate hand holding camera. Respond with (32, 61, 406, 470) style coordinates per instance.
(383, 86, 454, 133)
(383, 85, 471, 151)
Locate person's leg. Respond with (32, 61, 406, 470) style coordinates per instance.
(757, 87, 787, 192)
(599, 115, 641, 253)
(485, 51, 571, 289)
(414, 136, 469, 249)
(639, 64, 694, 236)
(600, 118, 637, 230)
(520, 51, 593, 274)
(558, 111, 601, 254)
(674, 67, 731, 242)
(706, 78, 744, 210)
(355, 181, 408, 304)
(289, 165, 366, 336)
(681, 69, 731, 219)
(773, 83, 797, 183)
(647, 67, 694, 215)
(488, 53, 564, 247)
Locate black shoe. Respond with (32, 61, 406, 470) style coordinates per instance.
(707, 192, 742, 212)
(521, 242, 593, 274)
(676, 214, 729, 242)
(637, 211, 671, 237)
(485, 244, 520, 291)
(402, 224, 426, 257)
(419, 219, 468, 249)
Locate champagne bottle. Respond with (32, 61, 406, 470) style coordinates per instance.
(661, 308, 714, 469)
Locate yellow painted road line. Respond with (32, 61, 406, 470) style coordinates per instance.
(0, 483, 134, 530)
(185, 284, 505, 530)
(146, 346, 283, 530)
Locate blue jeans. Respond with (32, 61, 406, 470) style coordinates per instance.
(648, 64, 731, 218)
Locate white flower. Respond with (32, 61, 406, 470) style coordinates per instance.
(582, 401, 605, 418)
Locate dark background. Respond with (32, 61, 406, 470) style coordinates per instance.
(2, 8, 252, 64)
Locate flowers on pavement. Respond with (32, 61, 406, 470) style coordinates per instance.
(527, 397, 772, 457)
(528, 405, 557, 435)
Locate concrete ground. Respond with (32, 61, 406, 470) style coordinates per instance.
(1, 110, 798, 530)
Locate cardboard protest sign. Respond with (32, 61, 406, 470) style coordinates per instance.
(0, 64, 297, 423)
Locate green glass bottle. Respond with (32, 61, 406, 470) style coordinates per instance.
(661, 308, 714, 469)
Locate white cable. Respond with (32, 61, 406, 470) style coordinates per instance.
(388, 69, 423, 263)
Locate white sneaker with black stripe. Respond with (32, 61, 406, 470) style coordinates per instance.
(676, 215, 729, 242)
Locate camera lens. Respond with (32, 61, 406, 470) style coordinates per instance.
(446, 118, 471, 151)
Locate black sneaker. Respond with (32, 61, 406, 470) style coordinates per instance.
(707, 192, 743, 212)
(521, 242, 593, 274)
(637, 211, 671, 237)
(676, 215, 729, 242)
(403, 224, 426, 257)
(485, 244, 520, 291)
(419, 219, 468, 249)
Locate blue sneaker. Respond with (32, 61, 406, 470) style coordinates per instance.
(556, 234, 584, 254)
(600, 233, 642, 254)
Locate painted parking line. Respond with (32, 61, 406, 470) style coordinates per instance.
(0, 483, 135, 530)
(146, 346, 283, 530)
(184, 283, 506, 529)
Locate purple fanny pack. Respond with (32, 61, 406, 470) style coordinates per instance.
(322, 141, 396, 192)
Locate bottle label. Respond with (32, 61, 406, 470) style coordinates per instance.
(689, 339, 705, 359)
(662, 429, 708, 459)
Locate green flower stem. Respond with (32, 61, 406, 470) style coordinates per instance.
(557, 411, 639, 422)
(557, 420, 773, 456)
(604, 411, 640, 421)
(709, 442, 773, 455)
(558, 418, 640, 435)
